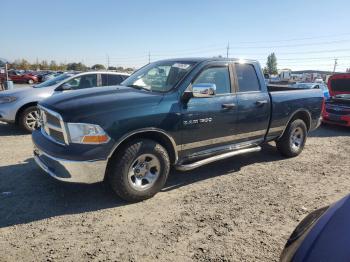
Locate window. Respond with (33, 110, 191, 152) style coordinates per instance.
(64, 74, 97, 90)
(235, 64, 260, 92)
(122, 61, 195, 92)
(101, 74, 124, 86)
(193, 67, 231, 94)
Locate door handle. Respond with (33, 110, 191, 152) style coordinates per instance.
(222, 103, 236, 109)
(255, 100, 268, 107)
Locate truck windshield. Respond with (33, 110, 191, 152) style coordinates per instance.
(122, 61, 195, 92)
(33, 73, 74, 88)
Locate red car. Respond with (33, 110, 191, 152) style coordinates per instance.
(322, 73, 350, 127)
(0, 70, 38, 84)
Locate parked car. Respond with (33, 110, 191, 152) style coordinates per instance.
(41, 72, 62, 82)
(0, 71, 129, 132)
(280, 194, 350, 261)
(322, 73, 350, 127)
(32, 58, 323, 202)
(292, 82, 330, 99)
(0, 70, 38, 84)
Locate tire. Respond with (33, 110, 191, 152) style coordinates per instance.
(28, 79, 34, 84)
(19, 106, 40, 133)
(108, 139, 170, 202)
(276, 119, 307, 157)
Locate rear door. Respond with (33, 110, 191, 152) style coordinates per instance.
(180, 62, 238, 156)
(233, 63, 270, 144)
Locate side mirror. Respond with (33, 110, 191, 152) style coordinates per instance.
(192, 83, 216, 98)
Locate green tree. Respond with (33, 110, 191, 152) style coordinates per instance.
(17, 59, 30, 70)
(49, 60, 58, 71)
(264, 53, 278, 75)
(91, 64, 106, 70)
(41, 60, 49, 70)
(66, 62, 88, 71)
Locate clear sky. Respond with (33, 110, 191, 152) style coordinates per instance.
(1, 0, 350, 71)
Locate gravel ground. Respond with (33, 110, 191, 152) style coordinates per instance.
(0, 122, 349, 261)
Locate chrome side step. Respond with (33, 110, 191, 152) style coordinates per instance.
(175, 146, 261, 171)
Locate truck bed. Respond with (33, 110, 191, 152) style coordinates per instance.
(266, 86, 323, 140)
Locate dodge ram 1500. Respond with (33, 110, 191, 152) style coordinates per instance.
(32, 58, 323, 201)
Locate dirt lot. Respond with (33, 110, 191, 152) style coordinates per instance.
(0, 122, 349, 261)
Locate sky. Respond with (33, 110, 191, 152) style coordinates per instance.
(1, 0, 350, 71)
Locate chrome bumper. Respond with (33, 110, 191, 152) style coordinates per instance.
(33, 147, 107, 184)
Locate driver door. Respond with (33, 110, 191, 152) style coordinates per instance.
(180, 62, 238, 157)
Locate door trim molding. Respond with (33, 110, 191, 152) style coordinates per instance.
(179, 129, 266, 150)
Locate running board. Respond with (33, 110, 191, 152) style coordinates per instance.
(175, 146, 261, 171)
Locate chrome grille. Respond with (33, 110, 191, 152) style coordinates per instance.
(39, 106, 69, 145)
(325, 105, 350, 116)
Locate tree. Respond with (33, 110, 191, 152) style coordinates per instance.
(41, 60, 49, 70)
(91, 64, 106, 70)
(66, 62, 88, 71)
(264, 53, 278, 75)
(107, 66, 116, 70)
(49, 60, 58, 71)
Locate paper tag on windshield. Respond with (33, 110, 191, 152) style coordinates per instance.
(173, 63, 191, 70)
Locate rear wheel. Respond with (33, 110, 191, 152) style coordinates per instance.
(108, 139, 170, 202)
(19, 106, 40, 132)
(276, 119, 307, 157)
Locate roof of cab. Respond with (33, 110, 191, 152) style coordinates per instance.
(156, 57, 259, 64)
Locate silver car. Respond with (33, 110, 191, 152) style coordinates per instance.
(0, 71, 129, 132)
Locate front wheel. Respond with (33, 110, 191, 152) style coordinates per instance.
(28, 79, 34, 84)
(19, 106, 40, 132)
(108, 139, 170, 202)
(276, 119, 307, 157)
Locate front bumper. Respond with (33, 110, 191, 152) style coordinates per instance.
(322, 112, 350, 127)
(33, 146, 107, 184)
(0, 103, 17, 123)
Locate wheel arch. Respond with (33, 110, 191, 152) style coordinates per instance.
(278, 109, 311, 140)
(15, 102, 38, 124)
(108, 128, 179, 165)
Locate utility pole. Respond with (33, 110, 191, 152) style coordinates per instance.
(333, 58, 338, 73)
(226, 41, 230, 58)
(106, 54, 110, 70)
(148, 51, 151, 64)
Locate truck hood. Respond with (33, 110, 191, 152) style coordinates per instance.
(328, 75, 350, 96)
(39, 85, 164, 122)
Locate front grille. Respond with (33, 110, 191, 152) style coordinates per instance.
(325, 105, 350, 116)
(39, 106, 68, 145)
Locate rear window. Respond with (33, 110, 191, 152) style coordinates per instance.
(330, 78, 350, 92)
(102, 74, 124, 86)
(235, 64, 260, 92)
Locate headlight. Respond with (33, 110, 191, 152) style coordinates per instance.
(67, 123, 110, 144)
(0, 96, 17, 104)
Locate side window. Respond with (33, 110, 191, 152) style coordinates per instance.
(64, 74, 97, 90)
(102, 74, 125, 86)
(235, 64, 260, 92)
(193, 67, 231, 95)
